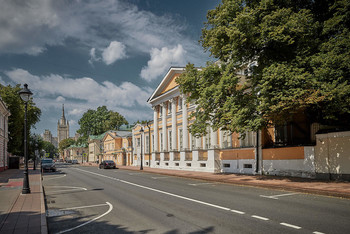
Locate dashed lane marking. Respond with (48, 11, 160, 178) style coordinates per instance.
(188, 182, 217, 186)
(280, 222, 302, 229)
(151, 176, 171, 179)
(260, 192, 298, 200)
(251, 215, 269, 221)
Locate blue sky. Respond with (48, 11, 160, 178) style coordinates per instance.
(0, 0, 220, 137)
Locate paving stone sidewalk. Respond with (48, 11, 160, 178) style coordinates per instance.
(0, 168, 47, 234)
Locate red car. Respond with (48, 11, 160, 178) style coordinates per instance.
(99, 160, 116, 169)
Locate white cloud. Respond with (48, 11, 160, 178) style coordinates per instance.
(140, 45, 186, 81)
(0, 0, 206, 67)
(102, 41, 127, 65)
(5, 68, 151, 107)
(56, 96, 65, 102)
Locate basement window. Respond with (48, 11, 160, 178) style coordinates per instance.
(244, 164, 252, 169)
(186, 163, 191, 167)
(223, 163, 230, 168)
(200, 163, 206, 167)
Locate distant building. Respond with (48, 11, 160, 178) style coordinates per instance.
(43, 129, 58, 148)
(57, 104, 69, 144)
(0, 96, 10, 171)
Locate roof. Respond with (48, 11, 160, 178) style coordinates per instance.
(102, 130, 132, 141)
(89, 132, 106, 141)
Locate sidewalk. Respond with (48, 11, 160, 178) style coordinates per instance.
(114, 165, 350, 199)
(0, 168, 47, 234)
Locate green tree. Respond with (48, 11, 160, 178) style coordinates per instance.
(42, 141, 58, 159)
(0, 84, 41, 155)
(177, 0, 350, 136)
(77, 106, 128, 143)
(58, 138, 75, 154)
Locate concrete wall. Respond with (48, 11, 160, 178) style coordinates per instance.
(315, 131, 350, 180)
(262, 146, 315, 178)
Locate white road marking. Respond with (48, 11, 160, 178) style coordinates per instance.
(57, 202, 113, 234)
(188, 182, 217, 186)
(280, 222, 302, 229)
(260, 192, 298, 200)
(45, 186, 87, 194)
(313, 232, 325, 234)
(251, 215, 269, 221)
(151, 176, 170, 179)
(74, 168, 325, 234)
(46, 186, 87, 190)
(230, 209, 245, 215)
(128, 173, 140, 175)
(45, 174, 67, 181)
(62, 203, 109, 210)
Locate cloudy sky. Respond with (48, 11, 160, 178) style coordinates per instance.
(0, 0, 220, 137)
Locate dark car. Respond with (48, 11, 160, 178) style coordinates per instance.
(41, 158, 56, 172)
(99, 160, 116, 169)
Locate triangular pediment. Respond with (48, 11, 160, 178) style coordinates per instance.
(148, 67, 185, 103)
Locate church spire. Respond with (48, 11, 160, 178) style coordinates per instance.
(62, 104, 65, 119)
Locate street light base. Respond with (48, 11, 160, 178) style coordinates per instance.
(22, 188, 31, 194)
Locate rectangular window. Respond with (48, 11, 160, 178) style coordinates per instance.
(137, 138, 140, 147)
(222, 131, 231, 148)
(191, 134, 196, 149)
(160, 133, 163, 151)
(179, 129, 183, 150)
(159, 106, 162, 117)
(178, 98, 182, 110)
(145, 135, 149, 153)
(205, 128, 211, 149)
(152, 134, 154, 152)
(240, 131, 256, 147)
(168, 102, 171, 114)
(168, 130, 172, 150)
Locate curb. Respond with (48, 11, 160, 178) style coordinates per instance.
(40, 172, 48, 234)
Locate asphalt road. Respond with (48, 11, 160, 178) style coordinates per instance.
(43, 164, 350, 234)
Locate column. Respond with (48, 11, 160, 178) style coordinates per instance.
(182, 96, 188, 149)
(153, 106, 158, 152)
(171, 98, 177, 151)
(162, 103, 167, 151)
(211, 127, 218, 149)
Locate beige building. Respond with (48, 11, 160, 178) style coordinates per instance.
(102, 131, 132, 166)
(64, 144, 88, 163)
(132, 66, 337, 179)
(0, 96, 10, 171)
(88, 133, 105, 163)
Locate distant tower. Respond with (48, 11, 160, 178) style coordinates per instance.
(57, 104, 69, 144)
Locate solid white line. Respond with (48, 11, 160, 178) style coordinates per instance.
(128, 173, 140, 175)
(280, 222, 301, 229)
(230, 209, 245, 215)
(188, 183, 216, 186)
(252, 215, 269, 221)
(313, 232, 325, 234)
(62, 203, 109, 210)
(57, 202, 113, 234)
(75, 168, 231, 212)
(48, 188, 86, 193)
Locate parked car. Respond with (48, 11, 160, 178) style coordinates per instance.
(99, 160, 116, 169)
(41, 158, 56, 172)
(72, 159, 79, 164)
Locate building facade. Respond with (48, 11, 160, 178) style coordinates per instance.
(88, 133, 105, 163)
(102, 131, 132, 166)
(132, 67, 322, 178)
(0, 97, 10, 171)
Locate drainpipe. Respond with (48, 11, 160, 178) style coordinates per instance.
(147, 121, 151, 167)
(255, 130, 259, 174)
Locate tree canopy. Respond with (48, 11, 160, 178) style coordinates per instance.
(77, 106, 128, 143)
(58, 138, 75, 153)
(0, 84, 41, 155)
(177, 0, 350, 136)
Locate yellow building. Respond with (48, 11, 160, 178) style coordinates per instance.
(133, 67, 320, 178)
(102, 131, 132, 166)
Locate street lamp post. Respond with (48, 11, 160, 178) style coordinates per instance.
(19, 84, 33, 194)
(139, 128, 144, 170)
